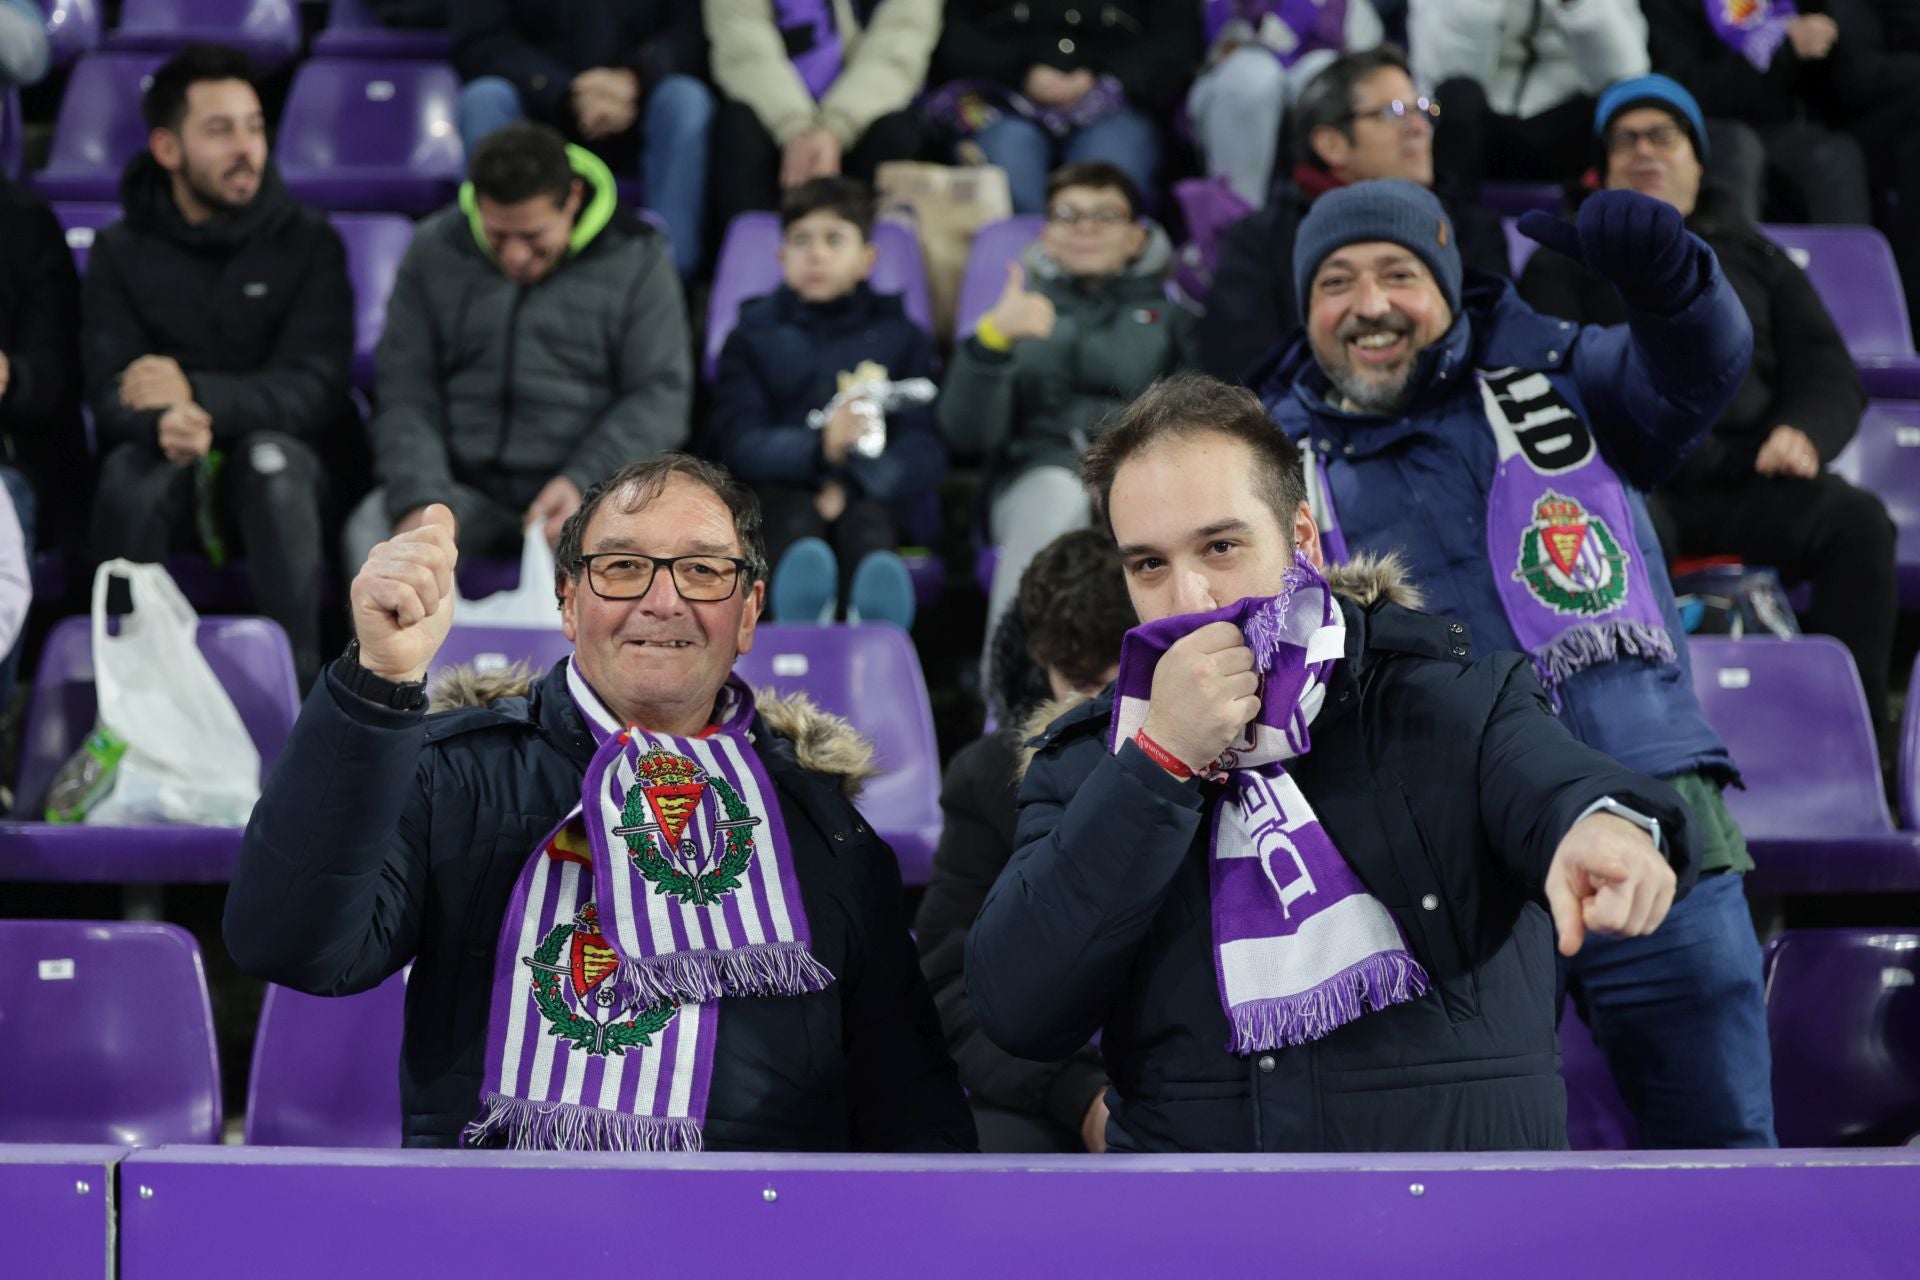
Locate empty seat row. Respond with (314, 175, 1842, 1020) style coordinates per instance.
(26, 0, 451, 71)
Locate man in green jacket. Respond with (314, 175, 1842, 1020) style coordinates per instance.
(346, 122, 692, 566)
(938, 160, 1200, 650)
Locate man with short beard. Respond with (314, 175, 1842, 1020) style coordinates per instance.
(1255, 180, 1778, 1149)
(86, 44, 354, 689)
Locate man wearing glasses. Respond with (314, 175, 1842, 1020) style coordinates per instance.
(228, 453, 976, 1153)
(1200, 46, 1510, 384)
(939, 159, 1201, 659)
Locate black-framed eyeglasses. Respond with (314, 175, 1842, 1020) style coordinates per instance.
(573, 552, 756, 602)
(1350, 96, 1441, 127)
(1606, 123, 1685, 155)
(1046, 204, 1134, 228)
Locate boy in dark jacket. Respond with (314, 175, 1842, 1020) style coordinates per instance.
(709, 177, 945, 629)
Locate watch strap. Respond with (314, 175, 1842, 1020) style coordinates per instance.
(337, 639, 428, 711)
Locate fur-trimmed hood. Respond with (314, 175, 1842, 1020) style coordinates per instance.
(428, 663, 878, 797)
(1013, 551, 1424, 778)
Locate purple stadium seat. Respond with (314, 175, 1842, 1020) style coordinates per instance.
(426, 624, 573, 684)
(103, 0, 299, 69)
(1479, 182, 1563, 218)
(1828, 400, 1920, 608)
(51, 199, 119, 274)
(245, 969, 408, 1147)
(1561, 998, 1639, 1150)
(0, 87, 19, 181)
(331, 212, 414, 392)
(39, 0, 102, 68)
(703, 212, 936, 381)
(1688, 636, 1920, 893)
(1764, 929, 1920, 1146)
(1761, 224, 1920, 399)
(0, 614, 298, 883)
(276, 59, 463, 215)
(955, 216, 1046, 340)
(0, 920, 221, 1144)
(33, 51, 166, 203)
(1502, 217, 1537, 279)
(732, 623, 942, 884)
(1902, 650, 1920, 830)
(311, 0, 451, 60)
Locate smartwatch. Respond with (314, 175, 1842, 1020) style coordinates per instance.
(336, 638, 429, 711)
(1579, 795, 1663, 854)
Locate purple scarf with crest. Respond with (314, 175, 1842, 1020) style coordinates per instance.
(776, 0, 843, 99)
(1107, 558, 1429, 1052)
(465, 660, 833, 1151)
(923, 76, 1128, 139)
(1705, 0, 1797, 72)
(1202, 0, 1350, 67)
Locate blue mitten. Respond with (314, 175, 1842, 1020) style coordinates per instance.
(1518, 190, 1706, 316)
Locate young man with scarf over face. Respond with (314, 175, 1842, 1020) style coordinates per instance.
(1252, 180, 1774, 1149)
(226, 454, 975, 1153)
(967, 372, 1696, 1153)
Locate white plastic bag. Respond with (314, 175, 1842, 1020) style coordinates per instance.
(86, 560, 261, 827)
(453, 524, 563, 628)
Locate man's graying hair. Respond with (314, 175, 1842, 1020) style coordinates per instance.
(1293, 45, 1415, 171)
(552, 455, 769, 607)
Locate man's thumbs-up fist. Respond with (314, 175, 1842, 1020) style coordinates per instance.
(987, 261, 1056, 343)
(350, 503, 460, 684)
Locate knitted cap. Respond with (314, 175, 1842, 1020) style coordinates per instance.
(1292, 179, 1462, 319)
(1593, 74, 1709, 166)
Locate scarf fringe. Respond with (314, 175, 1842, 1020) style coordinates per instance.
(615, 943, 836, 1006)
(462, 1092, 705, 1152)
(1532, 619, 1677, 689)
(1226, 951, 1432, 1054)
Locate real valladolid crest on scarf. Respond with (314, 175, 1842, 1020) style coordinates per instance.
(1108, 555, 1431, 1053)
(465, 661, 833, 1152)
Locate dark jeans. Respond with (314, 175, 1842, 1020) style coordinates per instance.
(969, 1100, 1081, 1154)
(1433, 77, 1596, 188)
(757, 484, 898, 611)
(706, 100, 927, 246)
(1651, 472, 1897, 748)
(0, 465, 34, 719)
(92, 434, 328, 689)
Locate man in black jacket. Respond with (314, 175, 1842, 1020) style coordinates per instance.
(1521, 75, 1896, 755)
(85, 45, 354, 688)
(1198, 46, 1507, 383)
(968, 373, 1694, 1153)
(227, 453, 975, 1152)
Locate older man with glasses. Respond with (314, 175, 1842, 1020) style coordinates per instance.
(228, 452, 975, 1154)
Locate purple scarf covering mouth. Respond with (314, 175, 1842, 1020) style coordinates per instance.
(1108, 557, 1430, 1052)
(1705, 0, 1797, 72)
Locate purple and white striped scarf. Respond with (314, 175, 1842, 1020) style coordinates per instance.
(1202, 0, 1350, 68)
(923, 76, 1129, 140)
(1107, 558, 1429, 1053)
(1705, 0, 1797, 73)
(465, 660, 832, 1151)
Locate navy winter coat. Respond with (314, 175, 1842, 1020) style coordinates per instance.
(968, 572, 1697, 1153)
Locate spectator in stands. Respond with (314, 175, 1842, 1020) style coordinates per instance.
(1521, 76, 1896, 759)
(452, 1, 712, 276)
(1198, 45, 1508, 382)
(969, 373, 1692, 1153)
(1255, 181, 1776, 1148)
(86, 46, 353, 690)
(1640, 0, 1920, 334)
(1412, 0, 1648, 188)
(929, 1, 1201, 213)
(0, 0, 48, 88)
(346, 123, 691, 575)
(704, 0, 939, 236)
(939, 161, 1200, 656)
(709, 177, 944, 630)
(228, 455, 977, 1153)
(915, 528, 1131, 1153)
(0, 483, 24, 671)
(1186, 1, 1385, 207)
(0, 176, 83, 711)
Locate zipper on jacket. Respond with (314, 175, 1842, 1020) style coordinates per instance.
(493, 286, 528, 465)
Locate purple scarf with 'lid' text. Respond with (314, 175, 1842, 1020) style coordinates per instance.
(1107, 557, 1429, 1053)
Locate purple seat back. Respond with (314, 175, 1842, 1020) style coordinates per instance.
(52, 199, 120, 274)
(426, 625, 573, 685)
(955, 216, 1046, 339)
(331, 212, 414, 392)
(34, 51, 166, 203)
(1687, 636, 1893, 839)
(39, 0, 103, 68)
(12, 614, 299, 813)
(1764, 929, 1920, 1146)
(703, 212, 936, 380)
(732, 623, 942, 883)
(103, 0, 299, 66)
(1502, 216, 1538, 279)
(1760, 224, 1915, 364)
(1560, 998, 1638, 1150)
(312, 0, 451, 59)
(1828, 401, 1920, 607)
(245, 969, 408, 1147)
(1479, 183, 1563, 218)
(0, 920, 221, 1144)
(276, 59, 463, 215)
(1903, 649, 1920, 829)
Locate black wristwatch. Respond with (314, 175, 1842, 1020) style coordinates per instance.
(336, 638, 429, 711)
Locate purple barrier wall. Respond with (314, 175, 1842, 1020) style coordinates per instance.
(113, 1148, 1920, 1278)
(0, 1145, 124, 1277)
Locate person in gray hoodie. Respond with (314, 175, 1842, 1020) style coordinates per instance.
(346, 122, 691, 569)
(938, 161, 1199, 650)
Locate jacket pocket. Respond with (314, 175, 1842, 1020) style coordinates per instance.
(1382, 788, 1480, 1024)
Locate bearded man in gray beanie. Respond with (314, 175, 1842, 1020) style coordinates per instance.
(1254, 179, 1778, 1149)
